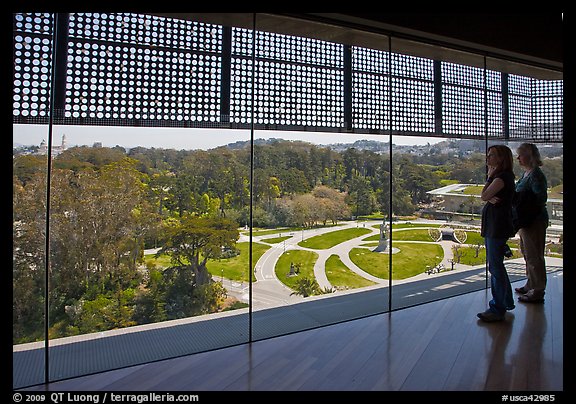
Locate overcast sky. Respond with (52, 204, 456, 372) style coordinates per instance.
(13, 124, 443, 150)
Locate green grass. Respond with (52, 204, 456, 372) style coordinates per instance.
(391, 223, 443, 229)
(245, 227, 297, 236)
(463, 231, 484, 245)
(298, 227, 372, 249)
(349, 243, 444, 280)
(143, 253, 173, 268)
(457, 246, 486, 265)
(325, 254, 377, 289)
(145, 242, 271, 283)
(275, 250, 319, 291)
(208, 242, 270, 282)
(462, 185, 483, 195)
(364, 228, 439, 242)
(261, 235, 292, 244)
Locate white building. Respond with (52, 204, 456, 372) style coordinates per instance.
(38, 134, 67, 156)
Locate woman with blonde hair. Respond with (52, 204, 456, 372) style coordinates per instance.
(514, 143, 549, 303)
(477, 144, 516, 322)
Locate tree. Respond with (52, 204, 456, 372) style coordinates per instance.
(290, 277, 321, 297)
(157, 215, 239, 286)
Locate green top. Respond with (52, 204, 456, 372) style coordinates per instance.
(515, 166, 549, 223)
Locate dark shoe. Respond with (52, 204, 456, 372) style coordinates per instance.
(477, 310, 504, 322)
(515, 286, 529, 294)
(518, 293, 545, 304)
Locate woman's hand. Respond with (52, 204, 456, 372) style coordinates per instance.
(488, 196, 501, 205)
(486, 165, 497, 178)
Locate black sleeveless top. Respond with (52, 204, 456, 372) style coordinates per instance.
(480, 170, 515, 238)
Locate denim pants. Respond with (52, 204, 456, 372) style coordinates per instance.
(485, 237, 515, 315)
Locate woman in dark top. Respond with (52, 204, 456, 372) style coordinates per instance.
(514, 143, 549, 303)
(478, 145, 516, 322)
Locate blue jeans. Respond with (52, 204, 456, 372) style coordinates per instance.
(485, 237, 515, 315)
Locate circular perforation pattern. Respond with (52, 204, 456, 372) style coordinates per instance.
(353, 47, 389, 74)
(509, 94, 532, 138)
(509, 74, 531, 96)
(442, 86, 485, 136)
(486, 92, 503, 137)
(256, 31, 342, 68)
(508, 74, 532, 138)
(352, 72, 389, 130)
(13, 13, 53, 119)
(69, 13, 221, 53)
(392, 78, 435, 132)
(252, 61, 344, 127)
(532, 79, 563, 140)
(65, 41, 221, 121)
(230, 57, 253, 124)
(392, 53, 433, 81)
(442, 62, 484, 89)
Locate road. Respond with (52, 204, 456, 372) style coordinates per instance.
(229, 220, 475, 310)
(147, 220, 560, 311)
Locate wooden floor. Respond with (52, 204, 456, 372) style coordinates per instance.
(22, 272, 563, 392)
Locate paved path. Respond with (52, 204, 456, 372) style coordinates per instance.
(148, 220, 544, 310)
(237, 220, 478, 308)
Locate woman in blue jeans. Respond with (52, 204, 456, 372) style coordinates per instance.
(478, 145, 516, 322)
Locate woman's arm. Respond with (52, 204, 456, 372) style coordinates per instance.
(530, 169, 548, 205)
(481, 177, 505, 202)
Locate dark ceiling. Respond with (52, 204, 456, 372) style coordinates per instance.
(152, 12, 563, 79)
(290, 13, 563, 72)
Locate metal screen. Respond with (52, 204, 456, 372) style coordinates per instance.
(13, 12, 563, 142)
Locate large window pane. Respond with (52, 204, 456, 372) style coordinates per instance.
(13, 124, 50, 388)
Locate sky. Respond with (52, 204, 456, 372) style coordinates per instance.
(13, 124, 443, 151)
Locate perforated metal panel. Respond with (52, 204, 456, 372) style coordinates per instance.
(508, 74, 532, 139)
(441, 62, 486, 137)
(391, 54, 435, 133)
(13, 13, 54, 122)
(12, 12, 563, 142)
(64, 13, 222, 126)
(352, 47, 390, 131)
(532, 78, 563, 141)
(234, 29, 344, 129)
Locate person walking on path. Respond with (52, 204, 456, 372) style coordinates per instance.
(477, 145, 516, 322)
(514, 143, 549, 304)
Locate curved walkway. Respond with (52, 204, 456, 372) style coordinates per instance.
(242, 220, 473, 308)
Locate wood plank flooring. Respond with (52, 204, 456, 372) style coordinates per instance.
(21, 272, 563, 392)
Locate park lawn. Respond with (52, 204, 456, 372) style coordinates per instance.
(325, 254, 377, 289)
(248, 227, 296, 237)
(364, 228, 437, 242)
(298, 227, 372, 249)
(458, 246, 486, 265)
(143, 253, 173, 268)
(260, 235, 292, 244)
(145, 242, 269, 283)
(371, 223, 442, 230)
(463, 185, 483, 195)
(349, 243, 443, 280)
(463, 231, 484, 245)
(275, 250, 319, 291)
(456, 245, 520, 265)
(208, 242, 270, 282)
(392, 222, 443, 229)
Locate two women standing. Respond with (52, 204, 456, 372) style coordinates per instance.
(477, 143, 549, 322)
